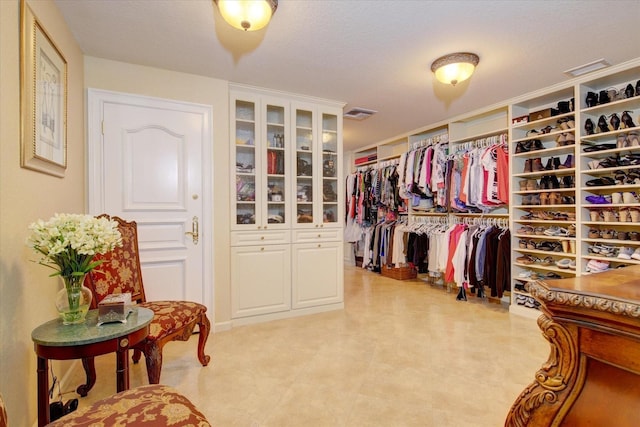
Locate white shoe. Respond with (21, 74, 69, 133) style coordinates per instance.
(618, 247, 634, 260)
(631, 248, 640, 261)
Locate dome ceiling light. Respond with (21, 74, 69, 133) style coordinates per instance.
(431, 52, 480, 86)
(214, 0, 278, 31)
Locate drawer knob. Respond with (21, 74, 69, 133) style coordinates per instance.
(317, 234, 321, 238)
(261, 247, 265, 251)
(261, 236, 265, 240)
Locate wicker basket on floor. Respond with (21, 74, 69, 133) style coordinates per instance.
(381, 264, 417, 280)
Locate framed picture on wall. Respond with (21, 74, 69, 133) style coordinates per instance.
(20, 0, 68, 177)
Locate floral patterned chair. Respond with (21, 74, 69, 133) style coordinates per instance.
(47, 384, 211, 426)
(0, 393, 7, 427)
(78, 215, 211, 396)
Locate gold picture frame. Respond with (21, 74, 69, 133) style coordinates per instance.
(20, 0, 68, 177)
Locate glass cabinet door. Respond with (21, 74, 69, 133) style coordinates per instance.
(234, 100, 257, 226)
(321, 113, 339, 225)
(265, 104, 287, 226)
(295, 108, 314, 225)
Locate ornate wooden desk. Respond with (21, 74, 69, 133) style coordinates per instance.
(31, 307, 153, 426)
(505, 267, 640, 426)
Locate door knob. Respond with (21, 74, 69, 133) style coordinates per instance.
(185, 216, 199, 244)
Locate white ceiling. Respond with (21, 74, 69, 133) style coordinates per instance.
(54, 0, 640, 151)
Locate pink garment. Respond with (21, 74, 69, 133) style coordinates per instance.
(496, 145, 509, 204)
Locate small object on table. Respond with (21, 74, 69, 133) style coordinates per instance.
(98, 293, 133, 326)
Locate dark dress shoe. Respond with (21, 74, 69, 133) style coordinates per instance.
(610, 113, 620, 130)
(625, 83, 635, 98)
(622, 111, 636, 128)
(597, 115, 610, 133)
(585, 118, 595, 135)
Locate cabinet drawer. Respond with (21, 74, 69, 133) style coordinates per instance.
(293, 228, 340, 242)
(231, 230, 291, 246)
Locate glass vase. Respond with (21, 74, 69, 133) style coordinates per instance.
(55, 274, 92, 325)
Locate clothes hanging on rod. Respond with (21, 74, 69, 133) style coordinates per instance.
(446, 133, 509, 214)
(345, 160, 405, 243)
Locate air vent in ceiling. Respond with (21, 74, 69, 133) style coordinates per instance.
(344, 107, 377, 121)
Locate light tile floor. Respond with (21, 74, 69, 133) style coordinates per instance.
(65, 264, 548, 426)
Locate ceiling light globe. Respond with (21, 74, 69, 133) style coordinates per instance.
(431, 52, 479, 86)
(215, 0, 277, 31)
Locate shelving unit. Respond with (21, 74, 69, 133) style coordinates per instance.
(230, 85, 345, 324)
(578, 65, 640, 277)
(509, 86, 578, 317)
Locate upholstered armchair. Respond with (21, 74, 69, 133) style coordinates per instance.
(78, 215, 211, 396)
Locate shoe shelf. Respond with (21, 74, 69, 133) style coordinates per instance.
(516, 248, 576, 258)
(516, 189, 576, 197)
(580, 97, 640, 123)
(580, 125, 640, 145)
(582, 184, 640, 192)
(582, 254, 640, 266)
(582, 165, 640, 177)
(513, 144, 576, 160)
(584, 238, 640, 246)
(510, 85, 579, 317)
(512, 111, 577, 134)
(513, 169, 575, 180)
(515, 233, 577, 243)
(514, 261, 576, 275)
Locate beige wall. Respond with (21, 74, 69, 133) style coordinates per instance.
(1, 2, 231, 424)
(0, 0, 85, 424)
(83, 57, 232, 327)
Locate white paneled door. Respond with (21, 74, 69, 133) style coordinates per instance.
(87, 89, 213, 313)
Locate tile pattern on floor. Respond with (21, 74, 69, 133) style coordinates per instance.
(64, 264, 548, 426)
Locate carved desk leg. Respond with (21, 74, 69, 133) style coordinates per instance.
(505, 314, 580, 426)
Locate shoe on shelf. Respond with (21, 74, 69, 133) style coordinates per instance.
(534, 226, 546, 236)
(618, 247, 634, 260)
(532, 158, 545, 172)
(518, 269, 534, 279)
(602, 210, 618, 222)
(540, 256, 554, 266)
(612, 192, 623, 204)
(621, 111, 636, 128)
(586, 259, 610, 273)
(586, 195, 612, 204)
(631, 248, 640, 261)
(617, 231, 629, 240)
(619, 207, 630, 222)
(555, 258, 572, 269)
(623, 192, 638, 204)
(517, 225, 534, 235)
(585, 177, 616, 187)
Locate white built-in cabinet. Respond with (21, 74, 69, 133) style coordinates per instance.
(230, 85, 344, 323)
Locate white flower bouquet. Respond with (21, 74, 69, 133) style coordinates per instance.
(26, 213, 122, 278)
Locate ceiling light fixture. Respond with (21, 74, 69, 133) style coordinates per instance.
(431, 52, 480, 86)
(213, 0, 278, 31)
